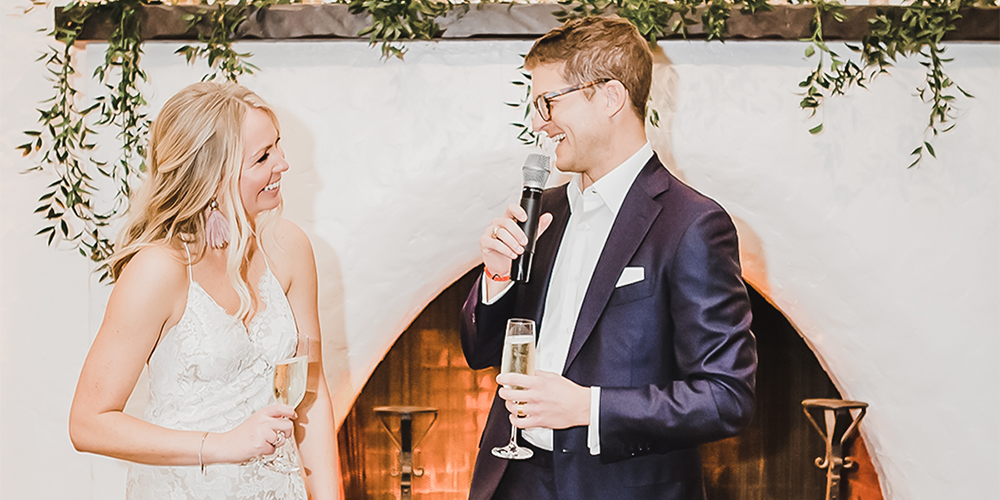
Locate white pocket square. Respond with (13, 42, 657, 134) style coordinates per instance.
(616, 267, 644, 288)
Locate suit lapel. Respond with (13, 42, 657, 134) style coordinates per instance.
(562, 156, 671, 373)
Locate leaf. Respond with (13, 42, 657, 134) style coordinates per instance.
(809, 123, 824, 135)
(924, 141, 936, 158)
(805, 45, 815, 58)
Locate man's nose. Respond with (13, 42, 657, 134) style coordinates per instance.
(531, 109, 548, 134)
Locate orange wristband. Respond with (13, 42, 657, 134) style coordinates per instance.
(484, 265, 511, 282)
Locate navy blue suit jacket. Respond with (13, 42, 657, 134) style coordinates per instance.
(461, 154, 756, 500)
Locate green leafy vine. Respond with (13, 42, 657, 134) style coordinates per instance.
(865, 0, 976, 167)
(21, 0, 273, 271)
(797, 0, 864, 136)
(507, 63, 540, 147)
(796, 0, 982, 166)
(19, 0, 997, 266)
(93, 0, 148, 219)
(20, 1, 111, 263)
(176, 0, 282, 82)
(349, 0, 451, 59)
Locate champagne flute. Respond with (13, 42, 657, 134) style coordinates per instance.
(492, 318, 536, 460)
(263, 333, 309, 473)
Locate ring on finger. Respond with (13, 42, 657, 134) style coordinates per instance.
(275, 430, 285, 444)
(491, 226, 499, 239)
(516, 402, 526, 418)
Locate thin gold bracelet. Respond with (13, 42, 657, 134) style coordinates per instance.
(198, 432, 210, 474)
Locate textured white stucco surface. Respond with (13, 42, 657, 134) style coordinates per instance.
(2, 1, 997, 498)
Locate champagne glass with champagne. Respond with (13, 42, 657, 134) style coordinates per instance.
(264, 332, 309, 473)
(492, 318, 536, 460)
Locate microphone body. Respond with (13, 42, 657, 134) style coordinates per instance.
(512, 154, 551, 283)
(512, 186, 543, 282)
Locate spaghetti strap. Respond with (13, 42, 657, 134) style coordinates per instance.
(181, 242, 193, 282)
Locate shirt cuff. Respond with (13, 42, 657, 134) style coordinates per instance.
(588, 386, 601, 455)
(480, 272, 515, 305)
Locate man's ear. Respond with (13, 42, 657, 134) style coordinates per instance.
(604, 80, 630, 118)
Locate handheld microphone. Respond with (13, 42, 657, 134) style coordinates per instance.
(512, 153, 552, 283)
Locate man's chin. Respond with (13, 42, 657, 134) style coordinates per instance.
(554, 155, 576, 174)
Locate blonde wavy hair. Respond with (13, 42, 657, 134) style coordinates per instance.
(108, 81, 281, 321)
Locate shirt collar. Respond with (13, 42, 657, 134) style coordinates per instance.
(567, 142, 653, 217)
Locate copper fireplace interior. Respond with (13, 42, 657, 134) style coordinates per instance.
(337, 268, 884, 500)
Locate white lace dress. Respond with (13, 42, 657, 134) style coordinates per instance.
(125, 263, 308, 500)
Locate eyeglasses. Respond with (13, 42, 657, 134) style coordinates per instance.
(533, 78, 612, 122)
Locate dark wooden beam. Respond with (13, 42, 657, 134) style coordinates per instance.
(60, 4, 998, 42)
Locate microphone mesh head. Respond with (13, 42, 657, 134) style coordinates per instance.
(522, 154, 551, 189)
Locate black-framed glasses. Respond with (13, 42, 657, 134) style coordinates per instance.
(533, 78, 612, 122)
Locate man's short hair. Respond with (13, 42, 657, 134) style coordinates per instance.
(525, 16, 653, 120)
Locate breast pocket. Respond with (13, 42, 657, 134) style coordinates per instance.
(606, 275, 655, 307)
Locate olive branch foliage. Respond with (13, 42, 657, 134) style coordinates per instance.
(20, 0, 272, 275)
(349, 0, 451, 59)
(795, 0, 984, 167)
(19, 0, 996, 268)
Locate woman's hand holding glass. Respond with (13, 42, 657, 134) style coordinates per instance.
(260, 333, 310, 473)
(205, 404, 297, 465)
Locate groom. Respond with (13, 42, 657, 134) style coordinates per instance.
(460, 16, 757, 500)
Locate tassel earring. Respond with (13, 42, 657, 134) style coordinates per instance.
(205, 199, 230, 249)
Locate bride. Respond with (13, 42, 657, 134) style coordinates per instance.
(69, 81, 340, 499)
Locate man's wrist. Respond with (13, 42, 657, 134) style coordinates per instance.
(483, 265, 510, 282)
(481, 272, 514, 304)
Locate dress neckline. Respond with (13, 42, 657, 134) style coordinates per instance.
(180, 242, 280, 331)
(188, 268, 276, 332)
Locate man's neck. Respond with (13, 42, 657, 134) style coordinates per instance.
(580, 131, 648, 189)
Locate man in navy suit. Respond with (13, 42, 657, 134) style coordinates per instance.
(461, 16, 757, 500)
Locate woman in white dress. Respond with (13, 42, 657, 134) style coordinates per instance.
(69, 82, 341, 499)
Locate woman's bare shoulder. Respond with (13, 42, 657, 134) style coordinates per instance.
(115, 244, 190, 297)
(261, 218, 316, 287)
(96, 243, 192, 342)
(263, 218, 314, 260)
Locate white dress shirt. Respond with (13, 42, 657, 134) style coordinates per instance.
(484, 142, 653, 455)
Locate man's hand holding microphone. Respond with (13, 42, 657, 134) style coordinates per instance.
(480, 154, 592, 431)
(480, 154, 554, 301)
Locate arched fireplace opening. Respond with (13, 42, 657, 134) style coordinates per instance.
(337, 268, 883, 499)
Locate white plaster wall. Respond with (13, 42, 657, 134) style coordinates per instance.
(1, 1, 997, 498)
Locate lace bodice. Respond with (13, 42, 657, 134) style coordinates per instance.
(125, 262, 307, 500)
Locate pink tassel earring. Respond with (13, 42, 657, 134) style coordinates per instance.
(205, 199, 230, 249)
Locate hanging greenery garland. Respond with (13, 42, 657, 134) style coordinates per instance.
(176, 0, 283, 81)
(797, 0, 982, 167)
(20, 0, 274, 274)
(18, 0, 998, 270)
